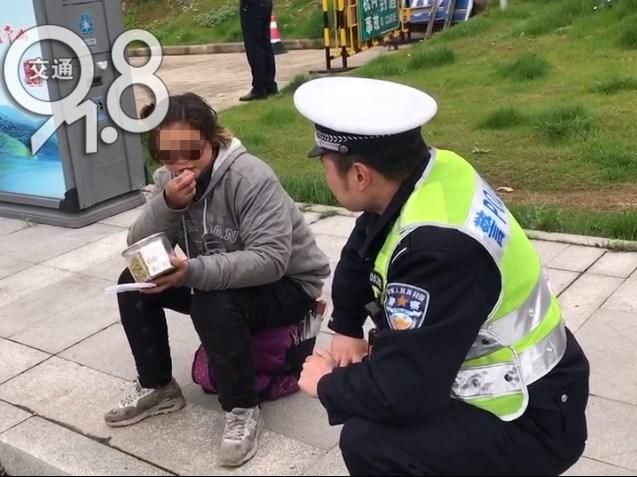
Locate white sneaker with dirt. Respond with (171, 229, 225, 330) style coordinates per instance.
(104, 378, 186, 428)
(219, 406, 265, 468)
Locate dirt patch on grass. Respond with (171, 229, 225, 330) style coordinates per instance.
(505, 185, 637, 212)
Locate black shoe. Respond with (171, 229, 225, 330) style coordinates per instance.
(240, 90, 268, 102)
(267, 86, 279, 96)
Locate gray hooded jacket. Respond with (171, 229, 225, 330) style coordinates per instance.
(127, 139, 331, 299)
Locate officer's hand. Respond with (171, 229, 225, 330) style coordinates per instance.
(299, 348, 336, 398)
(164, 170, 196, 210)
(330, 333, 368, 367)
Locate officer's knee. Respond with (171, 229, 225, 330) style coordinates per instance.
(340, 418, 375, 464)
(118, 268, 134, 285)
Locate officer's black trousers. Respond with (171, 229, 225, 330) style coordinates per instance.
(240, 0, 276, 94)
(339, 399, 585, 476)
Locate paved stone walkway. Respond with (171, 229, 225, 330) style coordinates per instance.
(131, 47, 386, 114)
(0, 205, 636, 475)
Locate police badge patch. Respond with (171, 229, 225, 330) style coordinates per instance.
(384, 283, 430, 331)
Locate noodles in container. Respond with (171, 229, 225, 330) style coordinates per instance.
(122, 233, 176, 283)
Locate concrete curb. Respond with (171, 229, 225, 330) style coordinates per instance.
(0, 417, 174, 477)
(525, 230, 637, 252)
(300, 204, 637, 252)
(137, 192, 637, 251)
(128, 39, 323, 57)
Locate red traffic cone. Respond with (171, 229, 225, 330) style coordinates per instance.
(270, 15, 287, 55)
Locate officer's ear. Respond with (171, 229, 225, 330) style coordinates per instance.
(350, 161, 374, 190)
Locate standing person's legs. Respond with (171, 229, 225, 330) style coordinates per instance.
(105, 269, 193, 427)
(189, 277, 312, 466)
(261, 0, 277, 94)
(339, 400, 586, 476)
(240, 0, 269, 99)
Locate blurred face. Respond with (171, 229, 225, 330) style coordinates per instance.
(320, 153, 373, 212)
(156, 121, 215, 179)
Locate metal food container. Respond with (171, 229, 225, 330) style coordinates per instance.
(122, 233, 176, 283)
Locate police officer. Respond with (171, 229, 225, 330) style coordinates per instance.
(239, 0, 277, 101)
(293, 77, 590, 476)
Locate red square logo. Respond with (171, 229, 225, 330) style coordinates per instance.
(24, 59, 43, 87)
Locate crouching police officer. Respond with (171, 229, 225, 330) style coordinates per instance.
(294, 77, 590, 476)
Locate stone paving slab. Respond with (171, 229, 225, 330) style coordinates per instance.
(532, 240, 570, 265)
(83, 256, 131, 283)
(302, 212, 323, 225)
(563, 457, 635, 476)
(589, 251, 637, 279)
(98, 207, 144, 229)
(10, 292, 118, 355)
(0, 358, 128, 440)
(0, 339, 49, 385)
(548, 245, 606, 273)
(0, 402, 31, 435)
(313, 235, 347, 264)
(0, 218, 27, 237)
(310, 217, 357, 239)
(0, 265, 75, 313)
(108, 405, 323, 476)
(59, 314, 200, 386)
(0, 223, 121, 264)
(304, 447, 348, 476)
(0, 273, 109, 338)
(183, 385, 341, 451)
(582, 397, 637, 471)
(603, 275, 637, 314)
(42, 231, 129, 277)
(0, 357, 327, 476)
(575, 308, 637, 406)
(0, 417, 173, 476)
(0, 256, 31, 281)
(556, 274, 624, 333)
(545, 268, 580, 296)
(58, 324, 138, 382)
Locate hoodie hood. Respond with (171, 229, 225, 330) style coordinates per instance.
(197, 138, 245, 202)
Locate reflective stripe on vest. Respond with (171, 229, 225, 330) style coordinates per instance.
(372, 149, 567, 422)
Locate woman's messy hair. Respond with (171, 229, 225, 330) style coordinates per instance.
(141, 93, 233, 162)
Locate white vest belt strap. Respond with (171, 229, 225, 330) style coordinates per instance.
(467, 272, 554, 360)
(453, 320, 567, 399)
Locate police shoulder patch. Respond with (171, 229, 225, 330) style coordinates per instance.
(384, 283, 430, 331)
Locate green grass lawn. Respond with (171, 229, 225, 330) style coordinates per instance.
(143, 0, 637, 240)
(124, 0, 322, 45)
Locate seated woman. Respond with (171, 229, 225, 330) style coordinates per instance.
(104, 92, 330, 468)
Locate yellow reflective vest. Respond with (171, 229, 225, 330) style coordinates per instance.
(372, 149, 567, 421)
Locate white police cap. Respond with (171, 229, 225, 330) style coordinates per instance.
(294, 77, 438, 157)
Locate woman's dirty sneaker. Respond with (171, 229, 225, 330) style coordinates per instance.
(219, 406, 265, 468)
(104, 378, 186, 428)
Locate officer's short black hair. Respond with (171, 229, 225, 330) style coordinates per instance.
(329, 136, 430, 182)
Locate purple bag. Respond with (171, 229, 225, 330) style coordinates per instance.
(191, 301, 325, 401)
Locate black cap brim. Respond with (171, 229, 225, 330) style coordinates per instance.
(307, 145, 328, 158)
